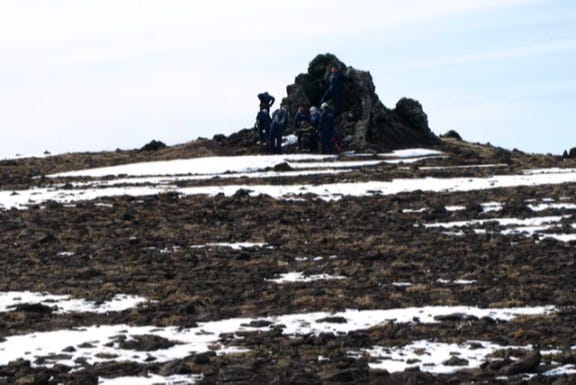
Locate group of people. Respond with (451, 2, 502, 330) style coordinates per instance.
(255, 65, 346, 154)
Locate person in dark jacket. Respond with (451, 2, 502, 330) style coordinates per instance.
(318, 102, 335, 154)
(258, 92, 275, 111)
(308, 106, 320, 153)
(294, 106, 310, 151)
(255, 108, 271, 143)
(320, 66, 345, 115)
(269, 105, 288, 154)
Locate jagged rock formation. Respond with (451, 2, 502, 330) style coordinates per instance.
(563, 146, 576, 159)
(282, 53, 440, 151)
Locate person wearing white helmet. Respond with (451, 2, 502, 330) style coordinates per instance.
(318, 103, 335, 154)
(308, 106, 320, 152)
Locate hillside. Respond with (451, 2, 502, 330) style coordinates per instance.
(0, 135, 575, 384)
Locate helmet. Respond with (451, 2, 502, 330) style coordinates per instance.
(309, 106, 318, 114)
(321, 102, 329, 111)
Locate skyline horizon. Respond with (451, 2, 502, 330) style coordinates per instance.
(1, 1, 574, 158)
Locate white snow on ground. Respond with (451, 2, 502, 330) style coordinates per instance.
(190, 242, 269, 250)
(419, 163, 509, 170)
(437, 279, 477, 285)
(99, 374, 202, 385)
(379, 149, 444, 158)
(0, 150, 575, 212)
(4, 167, 576, 211)
(0, 292, 148, 314)
(543, 364, 576, 376)
(51, 154, 330, 178)
(423, 215, 570, 229)
(266, 272, 346, 283)
(408, 201, 576, 214)
(0, 291, 567, 383)
(64, 168, 353, 189)
(0, 303, 556, 369)
(423, 215, 576, 242)
(529, 202, 576, 211)
(48, 148, 440, 179)
(523, 168, 576, 175)
(350, 340, 562, 374)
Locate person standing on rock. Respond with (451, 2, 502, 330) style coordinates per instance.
(269, 105, 288, 154)
(255, 108, 272, 143)
(320, 65, 345, 116)
(258, 92, 275, 112)
(319, 102, 335, 154)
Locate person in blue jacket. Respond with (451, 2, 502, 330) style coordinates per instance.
(308, 106, 320, 153)
(320, 65, 345, 115)
(258, 92, 275, 111)
(255, 108, 271, 143)
(318, 102, 335, 154)
(269, 105, 288, 154)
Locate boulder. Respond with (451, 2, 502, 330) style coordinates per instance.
(282, 53, 440, 151)
(139, 139, 166, 152)
(501, 350, 541, 375)
(441, 130, 463, 140)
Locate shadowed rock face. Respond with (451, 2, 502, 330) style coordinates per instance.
(282, 53, 441, 151)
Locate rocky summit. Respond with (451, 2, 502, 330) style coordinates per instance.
(283, 53, 440, 150)
(0, 56, 576, 385)
(220, 53, 440, 154)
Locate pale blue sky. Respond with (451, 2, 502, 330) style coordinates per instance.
(1, 0, 575, 157)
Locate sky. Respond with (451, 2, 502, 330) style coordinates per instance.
(1, 0, 575, 158)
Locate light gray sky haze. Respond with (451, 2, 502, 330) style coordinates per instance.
(1, 0, 575, 157)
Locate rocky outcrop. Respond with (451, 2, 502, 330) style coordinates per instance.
(563, 147, 576, 159)
(282, 53, 440, 151)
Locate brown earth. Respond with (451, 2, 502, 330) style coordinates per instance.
(0, 137, 575, 384)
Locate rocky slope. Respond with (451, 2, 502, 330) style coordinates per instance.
(0, 135, 575, 384)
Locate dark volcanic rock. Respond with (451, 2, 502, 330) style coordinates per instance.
(218, 365, 254, 382)
(65, 373, 99, 385)
(282, 53, 440, 151)
(117, 335, 176, 351)
(441, 130, 463, 140)
(139, 139, 167, 152)
(501, 350, 542, 375)
(10, 303, 53, 314)
(374, 370, 444, 385)
(501, 199, 535, 218)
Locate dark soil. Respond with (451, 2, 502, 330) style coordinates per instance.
(0, 137, 575, 384)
